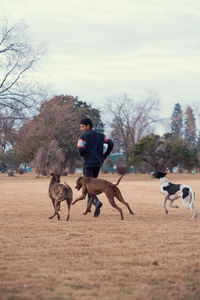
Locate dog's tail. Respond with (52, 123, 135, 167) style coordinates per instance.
(64, 181, 72, 190)
(64, 181, 69, 187)
(191, 207, 198, 219)
(189, 190, 198, 219)
(115, 175, 124, 186)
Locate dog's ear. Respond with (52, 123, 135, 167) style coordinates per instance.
(157, 171, 167, 178)
(50, 173, 54, 176)
(75, 176, 83, 190)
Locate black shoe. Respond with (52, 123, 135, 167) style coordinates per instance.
(94, 203, 102, 217)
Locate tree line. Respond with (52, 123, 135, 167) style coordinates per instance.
(1, 20, 200, 175)
(2, 95, 200, 175)
(130, 103, 200, 172)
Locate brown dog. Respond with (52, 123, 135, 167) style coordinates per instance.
(49, 173, 73, 221)
(72, 175, 134, 220)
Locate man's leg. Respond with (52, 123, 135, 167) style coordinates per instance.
(83, 166, 102, 217)
(83, 167, 96, 212)
(92, 166, 103, 217)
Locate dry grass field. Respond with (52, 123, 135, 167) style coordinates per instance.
(0, 172, 200, 300)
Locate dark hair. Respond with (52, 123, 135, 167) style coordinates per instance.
(80, 118, 93, 128)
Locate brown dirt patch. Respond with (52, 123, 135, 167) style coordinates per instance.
(0, 172, 200, 300)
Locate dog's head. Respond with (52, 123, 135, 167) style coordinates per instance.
(151, 171, 167, 179)
(75, 176, 83, 190)
(50, 173, 61, 184)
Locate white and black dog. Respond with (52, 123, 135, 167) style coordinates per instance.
(151, 171, 198, 219)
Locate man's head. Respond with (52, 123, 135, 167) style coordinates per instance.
(80, 118, 93, 132)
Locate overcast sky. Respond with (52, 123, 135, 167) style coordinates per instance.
(1, 0, 200, 132)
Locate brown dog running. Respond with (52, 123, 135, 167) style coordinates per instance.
(49, 173, 73, 221)
(72, 175, 134, 220)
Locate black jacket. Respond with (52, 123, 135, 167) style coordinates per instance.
(77, 130, 113, 167)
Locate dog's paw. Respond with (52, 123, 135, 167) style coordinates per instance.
(71, 201, 75, 205)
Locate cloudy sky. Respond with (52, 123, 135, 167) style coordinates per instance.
(1, 0, 200, 131)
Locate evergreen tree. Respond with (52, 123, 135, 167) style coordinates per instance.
(171, 103, 183, 138)
(184, 106, 196, 148)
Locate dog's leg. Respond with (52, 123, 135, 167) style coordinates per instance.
(49, 197, 61, 220)
(83, 195, 95, 215)
(50, 196, 60, 210)
(115, 189, 134, 215)
(106, 194, 124, 220)
(49, 197, 57, 219)
(72, 194, 85, 205)
(50, 197, 55, 208)
(72, 187, 87, 205)
(66, 199, 71, 221)
(163, 196, 168, 214)
(49, 211, 57, 220)
(55, 198, 62, 220)
(169, 200, 179, 208)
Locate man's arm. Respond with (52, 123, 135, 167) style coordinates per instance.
(77, 137, 86, 157)
(103, 135, 114, 159)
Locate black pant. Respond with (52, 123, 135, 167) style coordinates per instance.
(83, 166, 101, 178)
(83, 166, 101, 207)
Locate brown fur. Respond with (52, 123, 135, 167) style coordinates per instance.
(49, 173, 73, 221)
(72, 175, 134, 220)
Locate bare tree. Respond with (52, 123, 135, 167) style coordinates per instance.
(184, 106, 196, 147)
(0, 111, 17, 161)
(35, 140, 65, 176)
(0, 20, 46, 118)
(105, 94, 159, 160)
(192, 103, 200, 133)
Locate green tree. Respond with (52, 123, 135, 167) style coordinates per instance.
(0, 113, 16, 163)
(4, 149, 21, 175)
(171, 103, 183, 138)
(129, 133, 198, 172)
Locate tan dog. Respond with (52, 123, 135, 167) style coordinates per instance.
(49, 173, 73, 221)
(72, 175, 134, 220)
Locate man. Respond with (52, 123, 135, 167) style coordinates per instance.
(77, 118, 114, 217)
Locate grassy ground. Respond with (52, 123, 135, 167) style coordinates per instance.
(0, 172, 200, 300)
